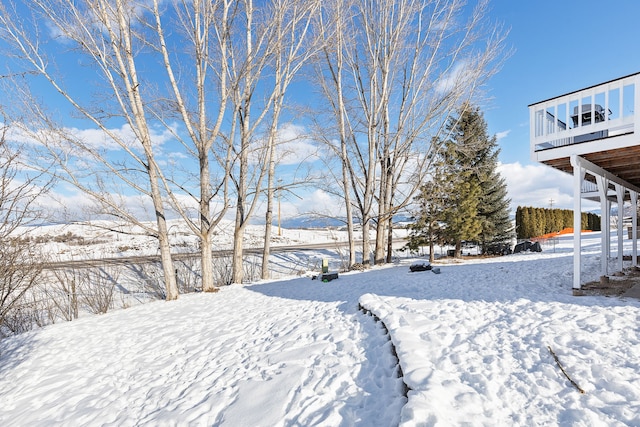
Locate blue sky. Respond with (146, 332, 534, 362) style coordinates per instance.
(482, 0, 640, 211)
(7, 0, 640, 220)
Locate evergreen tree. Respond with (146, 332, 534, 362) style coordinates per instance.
(441, 103, 513, 255)
(563, 209, 573, 229)
(544, 209, 553, 233)
(515, 206, 535, 239)
(472, 112, 512, 249)
(441, 178, 482, 256)
(534, 208, 545, 236)
(407, 170, 448, 262)
(514, 205, 601, 238)
(437, 104, 485, 256)
(553, 209, 563, 232)
(408, 103, 513, 257)
(477, 170, 512, 246)
(515, 206, 523, 239)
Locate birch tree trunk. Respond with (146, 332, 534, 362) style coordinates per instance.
(152, 0, 232, 292)
(315, 0, 356, 267)
(260, 0, 320, 279)
(229, 0, 320, 284)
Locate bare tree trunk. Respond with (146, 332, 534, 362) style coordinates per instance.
(232, 215, 245, 284)
(375, 158, 394, 264)
(455, 240, 462, 258)
(232, 130, 250, 284)
(154, 192, 179, 300)
(262, 138, 276, 280)
(342, 149, 356, 267)
(386, 214, 394, 264)
(429, 240, 435, 263)
(362, 220, 371, 266)
(200, 230, 215, 292)
(374, 220, 386, 265)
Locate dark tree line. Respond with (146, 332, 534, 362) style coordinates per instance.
(515, 206, 601, 240)
(406, 104, 513, 260)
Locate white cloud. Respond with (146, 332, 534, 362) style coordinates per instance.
(74, 123, 175, 151)
(495, 130, 511, 140)
(436, 61, 470, 94)
(39, 187, 160, 222)
(293, 189, 344, 218)
(498, 161, 599, 213)
(10, 121, 175, 152)
(275, 123, 322, 165)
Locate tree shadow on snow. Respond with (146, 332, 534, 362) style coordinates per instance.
(247, 253, 640, 311)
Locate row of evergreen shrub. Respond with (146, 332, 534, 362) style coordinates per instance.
(515, 206, 600, 240)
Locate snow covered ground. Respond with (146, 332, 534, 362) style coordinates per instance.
(1, 230, 640, 426)
(17, 219, 371, 263)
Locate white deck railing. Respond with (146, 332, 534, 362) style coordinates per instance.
(530, 73, 639, 154)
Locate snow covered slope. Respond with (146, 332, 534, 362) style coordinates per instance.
(1, 231, 640, 426)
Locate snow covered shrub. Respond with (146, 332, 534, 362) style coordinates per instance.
(0, 240, 46, 338)
(0, 122, 51, 338)
(174, 258, 201, 293)
(350, 263, 366, 271)
(133, 263, 167, 300)
(242, 254, 261, 284)
(212, 256, 233, 286)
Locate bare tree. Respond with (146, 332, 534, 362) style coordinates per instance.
(147, 0, 235, 292)
(260, 0, 321, 280)
(317, 0, 507, 265)
(226, 0, 271, 284)
(0, 0, 181, 299)
(226, 0, 320, 284)
(314, 0, 357, 267)
(1, 0, 251, 296)
(0, 121, 50, 337)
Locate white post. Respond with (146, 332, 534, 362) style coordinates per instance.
(607, 200, 612, 259)
(635, 74, 640, 135)
(632, 191, 638, 267)
(596, 174, 609, 277)
(615, 183, 625, 273)
(571, 155, 585, 289)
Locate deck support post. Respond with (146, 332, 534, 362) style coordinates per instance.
(615, 183, 625, 273)
(571, 155, 585, 289)
(632, 191, 639, 267)
(595, 174, 609, 277)
(569, 155, 640, 289)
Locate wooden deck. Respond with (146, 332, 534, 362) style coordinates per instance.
(529, 72, 640, 289)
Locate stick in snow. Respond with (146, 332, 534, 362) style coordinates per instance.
(547, 345, 585, 394)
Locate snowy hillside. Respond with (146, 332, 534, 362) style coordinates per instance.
(1, 231, 640, 425)
(17, 219, 369, 262)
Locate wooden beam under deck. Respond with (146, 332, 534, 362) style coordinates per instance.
(542, 145, 640, 190)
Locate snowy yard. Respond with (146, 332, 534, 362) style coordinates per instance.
(1, 231, 640, 426)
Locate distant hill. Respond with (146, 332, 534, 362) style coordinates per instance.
(280, 216, 347, 229)
(279, 215, 413, 229)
